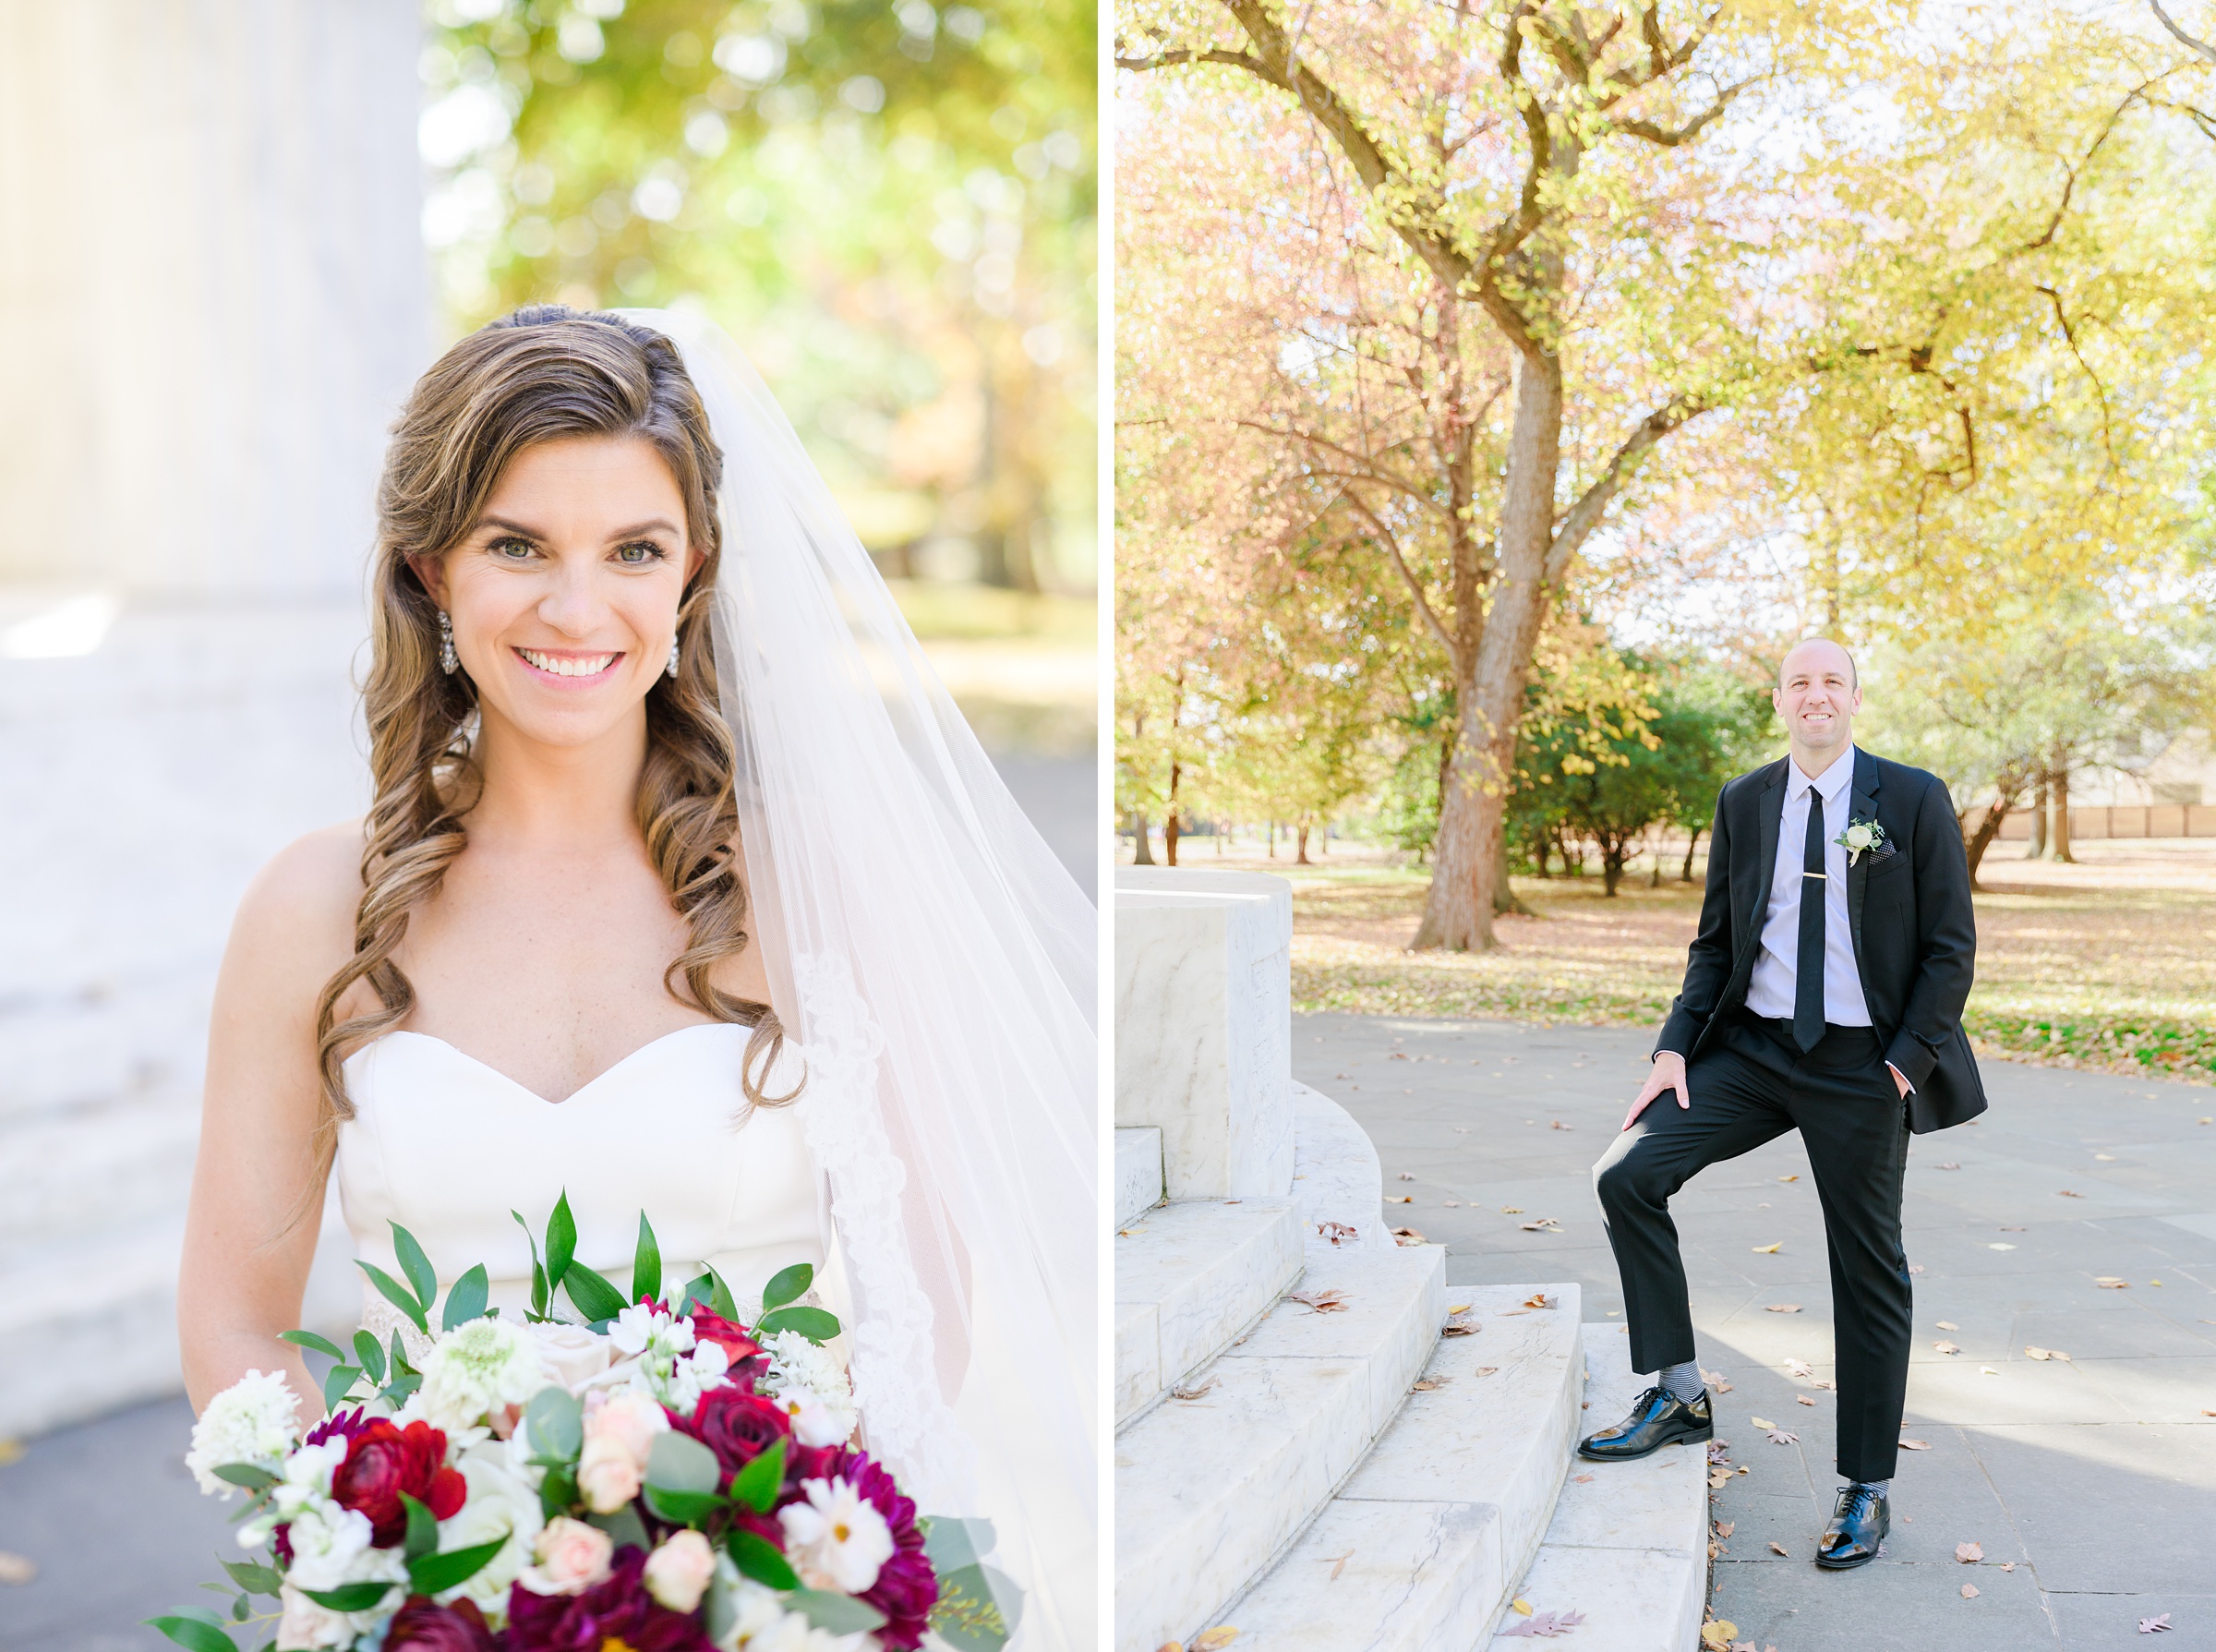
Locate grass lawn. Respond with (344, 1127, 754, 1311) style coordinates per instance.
(1145, 836, 2216, 1085)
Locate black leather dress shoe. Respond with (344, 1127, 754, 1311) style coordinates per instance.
(1577, 1385, 1713, 1462)
(1815, 1483, 1889, 1570)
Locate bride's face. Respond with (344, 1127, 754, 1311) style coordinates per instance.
(414, 434, 703, 751)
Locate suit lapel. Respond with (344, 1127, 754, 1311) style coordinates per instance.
(1748, 758, 1788, 959)
(1847, 746, 1881, 993)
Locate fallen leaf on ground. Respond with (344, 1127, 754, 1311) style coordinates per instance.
(2096, 1152, 2116, 1161)
(1573, 1473, 1594, 1482)
(1322, 1550, 1353, 1580)
(1713, 1520, 1735, 1538)
(1981, 1366, 2000, 1375)
(2024, 1345, 2072, 1361)
(1391, 1227, 1427, 1245)
(1957, 1542, 1983, 1563)
(1704, 1368, 1735, 1392)
(1390, 1195, 1415, 1204)
(1443, 1200, 1461, 1207)
(1765, 1304, 1803, 1314)
(2001, 1562, 2015, 1573)
(1937, 1320, 1960, 1331)
(1709, 1441, 1732, 1463)
(1785, 1357, 1815, 1378)
(1938, 1162, 1961, 1170)
(1519, 1218, 1562, 1232)
(1288, 1290, 1347, 1314)
(1411, 1378, 1450, 1393)
(1935, 1341, 1961, 1355)
(1476, 1366, 1499, 1376)
(1551, 1120, 1574, 1130)
(1511, 1599, 1533, 1616)
(1502, 1207, 1524, 1213)
(1909, 1263, 1927, 1273)
(2000, 1225, 2026, 1231)
(2058, 1189, 2085, 1198)
(1765, 1428, 1799, 1443)
(0, 1553, 34, 1586)
(1157, 1643, 1184, 1652)
(2096, 1277, 2130, 1289)
(1172, 1378, 1219, 1401)
(0, 1441, 21, 1466)
(1961, 1584, 1980, 1598)
(1316, 1222, 1358, 1246)
(1194, 1631, 1239, 1651)
(1768, 1541, 1788, 1556)
(1523, 1293, 1557, 1309)
(2139, 1614, 2173, 1634)
(1900, 1438, 1932, 1450)
(1812, 1377, 1837, 1389)
(1752, 1242, 1783, 1254)
(1710, 1469, 1732, 1489)
(1447, 1304, 1471, 1314)
(1500, 1612, 1586, 1640)
(1398, 1172, 1415, 1181)
(1798, 1394, 1815, 1405)
(1777, 1174, 1800, 1182)
(1700, 1623, 1739, 1651)
(1441, 1324, 1476, 1337)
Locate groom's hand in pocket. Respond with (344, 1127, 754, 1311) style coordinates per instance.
(1623, 1050, 1690, 1131)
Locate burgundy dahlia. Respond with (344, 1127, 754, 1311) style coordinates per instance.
(503, 1547, 717, 1652)
(383, 1594, 499, 1652)
(331, 1419, 466, 1548)
(825, 1450, 937, 1650)
(305, 1405, 370, 1449)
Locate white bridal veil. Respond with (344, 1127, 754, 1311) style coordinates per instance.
(615, 309, 1097, 1650)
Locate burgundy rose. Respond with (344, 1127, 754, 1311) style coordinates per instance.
(670, 1386, 790, 1486)
(825, 1450, 936, 1651)
(504, 1547, 717, 1652)
(331, 1419, 466, 1548)
(384, 1595, 498, 1652)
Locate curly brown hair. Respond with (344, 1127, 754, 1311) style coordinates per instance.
(308, 306, 792, 1188)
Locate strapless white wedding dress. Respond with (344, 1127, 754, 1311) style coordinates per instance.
(336, 1023, 830, 1349)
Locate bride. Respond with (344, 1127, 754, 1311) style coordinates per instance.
(175, 307, 1096, 1648)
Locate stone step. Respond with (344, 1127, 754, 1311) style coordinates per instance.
(1114, 1126, 1163, 1230)
(1290, 1081, 1389, 1252)
(1114, 1240, 1447, 1652)
(1113, 1197, 1302, 1426)
(1198, 1281, 1582, 1652)
(1481, 1324, 1709, 1652)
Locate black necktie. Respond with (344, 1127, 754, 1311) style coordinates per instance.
(1794, 788, 1827, 1052)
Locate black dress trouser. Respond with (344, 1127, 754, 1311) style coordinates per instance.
(1591, 1012, 1914, 1482)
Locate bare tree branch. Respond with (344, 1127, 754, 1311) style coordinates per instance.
(1542, 393, 1707, 584)
(2150, 0, 2216, 65)
(1115, 45, 1270, 74)
(1340, 489, 1462, 669)
(2036, 283, 2118, 475)
(1616, 79, 1753, 146)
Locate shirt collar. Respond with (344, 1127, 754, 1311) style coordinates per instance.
(1791, 746, 1857, 802)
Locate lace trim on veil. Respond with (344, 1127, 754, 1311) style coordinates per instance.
(791, 950, 978, 1514)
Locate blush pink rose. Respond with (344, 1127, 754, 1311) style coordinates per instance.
(642, 1531, 717, 1613)
(518, 1516, 615, 1597)
(576, 1435, 643, 1514)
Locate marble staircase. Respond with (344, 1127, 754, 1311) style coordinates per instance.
(1115, 867, 1700, 1652)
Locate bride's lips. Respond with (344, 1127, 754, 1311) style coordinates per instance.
(512, 645, 624, 682)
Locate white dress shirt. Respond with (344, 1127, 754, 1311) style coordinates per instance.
(1744, 747, 1873, 1028)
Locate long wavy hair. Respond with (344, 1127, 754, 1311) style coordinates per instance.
(309, 306, 793, 1182)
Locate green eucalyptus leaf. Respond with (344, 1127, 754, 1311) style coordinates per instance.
(725, 1528, 801, 1589)
(380, 1371, 423, 1408)
(143, 1616, 240, 1652)
(643, 1485, 725, 1525)
(760, 1262, 813, 1312)
(442, 1263, 490, 1332)
(561, 1261, 628, 1323)
(755, 1305, 841, 1345)
(352, 1330, 387, 1387)
(276, 1329, 347, 1362)
(585, 1504, 651, 1553)
(407, 1536, 511, 1595)
(355, 1260, 429, 1334)
(632, 1212, 662, 1308)
(922, 1515, 997, 1574)
(729, 1436, 788, 1514)
(390, 1222, 439, 1311)
(645, 1430, 721, 1494)
(546, 1191, 577, 1289)
(928, 1563, 1022, 1652)
(525, 1386, 584, 1462)
(790, 1590, 888, 1635)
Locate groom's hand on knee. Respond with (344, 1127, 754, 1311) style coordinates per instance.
(1623, 1050, 1690, 1131)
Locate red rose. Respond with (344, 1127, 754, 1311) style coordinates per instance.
(670, 1386, 790, 1486)
(331, 1419, 466, 1548)
(504, 1547, 716, 1652)
(384, 1595, 498, 1652)
(684, 1307, 765, 1374)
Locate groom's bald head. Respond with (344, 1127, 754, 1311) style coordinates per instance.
(1779, 636, 1858, 690)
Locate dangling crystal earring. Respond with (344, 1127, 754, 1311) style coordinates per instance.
(438, 610, 458, 675)
(667, 637, 680, 679)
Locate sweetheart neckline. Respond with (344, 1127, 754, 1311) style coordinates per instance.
(359, 1022, 752, 1107)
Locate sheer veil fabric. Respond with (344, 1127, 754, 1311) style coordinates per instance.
(615, 310, 1097, 1649)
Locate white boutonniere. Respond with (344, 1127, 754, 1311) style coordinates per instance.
(1837, 818, 1885, 866)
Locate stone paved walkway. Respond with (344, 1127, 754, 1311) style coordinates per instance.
(1295, 1010, 2216, 1652)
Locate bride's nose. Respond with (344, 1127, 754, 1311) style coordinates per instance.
(536, 555, 612, 636)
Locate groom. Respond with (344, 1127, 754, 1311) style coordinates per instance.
(1577, 637, 1984, 1569)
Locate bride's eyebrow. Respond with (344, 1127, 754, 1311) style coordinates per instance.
(474, 514, 546, 540)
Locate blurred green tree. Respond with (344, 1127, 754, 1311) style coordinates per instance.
(422, 0, 1094, 590)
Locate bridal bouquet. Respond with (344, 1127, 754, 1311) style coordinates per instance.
(158, 1197, 1017, 1652)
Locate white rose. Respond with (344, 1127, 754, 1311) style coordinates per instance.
(1844, 823, 1874, 850)
(714, 1572, 871, 1652)
(435, 1441, 548, 1616)
(281, 1501, 379, 1593)
(273, 1584, 352, 1651)
(530, 1320, 612, 1392)
(416, 1317, 552, 1433)
(186, 1369, 301, 1496)
(777, 1477, 896, 1595)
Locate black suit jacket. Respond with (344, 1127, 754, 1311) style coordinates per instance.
(1656, 746, 1987, 1133)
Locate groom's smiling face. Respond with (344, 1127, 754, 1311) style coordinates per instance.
(1774, 638, 1861, 756)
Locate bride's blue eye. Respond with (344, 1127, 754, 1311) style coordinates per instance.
(615, 541, 665, 566)
(488, 536, 537, 561)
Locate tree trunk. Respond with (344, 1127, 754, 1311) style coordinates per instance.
(2026, 782, 2046, 858)
(1413, 351, 1564, 951)
(1131, 811, 1155, 865)
(1495, 830, 1533, 916)
(1267, 819, 1276, 859)
(1295, 823, 1311, 864)
(1681, 826, 1701, 883)
(1963, 794, 2016, 890)
(1601, 841, 1625, 897)
(1164, 760, 1183, 867)
(2048, 766, 2074, 862)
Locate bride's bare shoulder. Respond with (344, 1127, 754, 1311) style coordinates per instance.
(226, 820, 367, 972)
